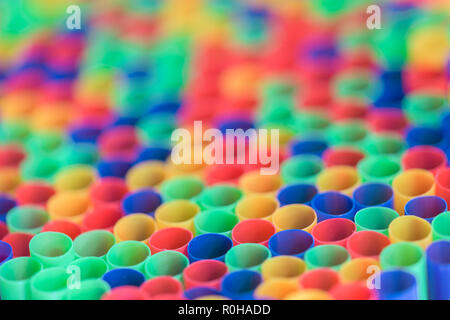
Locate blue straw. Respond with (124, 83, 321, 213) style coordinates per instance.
(0, 195, 16, 223)
(405, 196, 447, 223)
(277, 183, 318, 207)
(121, 189, 162, 216)
(426, 241, 450, 300)
(0, 240, 13, 266)
(290, 139, 328, 157)
(268, 229, 314, 259)
(183, 287, 221, 300)
(376, 270, 418, 300)
(187, 233, 233, 263)
(311, 191, 356, 221)
(102, 268, 145, 289)
(353, 183, 393, 211)
(221, 270, 262, 300)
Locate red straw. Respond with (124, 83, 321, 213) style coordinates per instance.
(347, 231, 390, 260)
(41, 220, 82, 240)
(323, 147, 365, 167)
(436, 168, 450, 210)
(15, 182, 55, 207)
(311, 218, 356, 247)
(2, 232, 33, 257)
(402, 146, 447, 175)
(82, 206, 124, 232)
(0, 145, 26, 168)
(231, 219, 276, 247)
(330, 283, 377, 300)
(299, 268, 340, 291)
(90, 177, 129, 209)
(140, 276, 184, 300)
(0, 221, 8, 240)
(183, 260, 228, 290)
(148, 227, 193, 256)
(102, 286, 147, 300)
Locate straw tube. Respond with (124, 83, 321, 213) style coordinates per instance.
(89, 177, 128, 209)
(426, 240, 450, 300)
(402, 146, 447, 175)
(405, 196, 447, 222)
(311, 191, 356, 221)
(380, 242, 427, 300)
(65, 279, 110, 300)
(30, 267, 70, 300)
(194, 209, 239, 237)
(102, 268, 146, 289)
(231, 219, 276, 246)
(276, 183, 318, 207)
(183, 260, 228, 290)
(113, 213, 156, 242)
(121, 189, 162, 216)
(330, 283, 376, 300)
(316, 165, 360, 196)
(125, 161, 167, 191)
(106, 240, 151, 272)
(54, 165, 97, 192)
(268, 229, 314, 259)
(357, 156, 401, 185)
(304, 245, 351, 271)
(261, 256, 307, 282)
(235, 194, 279, 221)
(347, 231, 390, 259)
(42, 220, 82, 240)
(140, 276, 184, 300)
(6, 206, 49, 234)
(392, 169, 435, 215)
(388, 215, 432, 249)
(160, 176, 205, 202)
(238, 171, 282, 196)
(221, 270, 262, 300)
(298, 268, 340, 291)
(144, 250, 189, 282)
(354, 207, 399, 235)
(187, 233, 233, 263)
(73, 230, 116, 259)
(339, 257, 380, 284)
(311, 218, 356, 247)
(155, 200, 200, 233)
(432, 212, 450, 240)
(29, 232, 75, 268)
(352, 183, 394, 211)
(436, 168, 450, 206)
(254, 279, 299, 300)
(47, 191, 90, 224)
(148, 227, 193, 256)
(375, 270, 418, 300)
(68, 257, 109, 281)
(0, 257, 42, 299)
(225, 243, 271, 272)
(272, 204, 317, 233)
(281, 155, 323, 184)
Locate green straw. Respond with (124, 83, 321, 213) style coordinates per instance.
(21, 154, 61, 182)
(363, 134, 406, 158)
(144, 250, 189, 282)
(0, 257, 43, 300)
(304, 245, 350, 271)
(281, 155, 324, 184)
(0, 121, 30, 143)
(357, 156, 401, 185)
(138, 113, 178, 146)
(326, 121, 369, 147)
(354, 207, 399, 236)
(404, 93, 447, 127)
(30, 267, 70, 300)
(25, 131, 65, 156)
(431, 211, 450, 240)
(73, 230, 116, 260)
(334, 73, 375, 101)
(197, 185, 243, 212)
(224, 243, 271, 272)
(161, 176, 205, 202)
(59, 143, 99, 166)
(6, 206, 49, 234)
(106, 240, 151, 273)
(65, 279, 110, 300)
(294, 112, 330, 136)
(194, 209, 239, 238)
(68, 257, 109, 281)
(29, 232, 75, 268)
(380, 242, 427, 300)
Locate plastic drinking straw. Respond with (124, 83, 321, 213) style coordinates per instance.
(357, 156, 401, 185)
(0, 240, 13, 265)
(136, 146, 171, 163)
(231, 219, 276, 247)
(2, 232, 33, 257)
(0, 167, 19, 194)
(6, 205, 49, 234)
(388, 215, 432, 249)
(261, 256, 306, 282)
(330, 283, 376, 300)
(268, 229, 314, 259)
(183, 287, 221, 300)
(140, 276, 184, 300)
(187, 233, 232, 263)
(326, 121, 369, 147)
(204, 163, 244, 185)
(0, 221, 8, 238)
(160, 176, 205, 202)
(106, 240, 151, 273)
(339, 257, 380, 283)
(224, 243, 271, 272)
(221, 270, 262, 300)
(404, 93, 446, 127)
(194, 209, 238, 238)
(0, 195, 16, 220)
(155, 200, 200, 232)
(113, 213, 156, 243)
(0, 256, 42, 299)
(30, 267, 70, 300)
(405, 196, 447, 223)
(89, 177, 129, 209)
(53, 165, 97, 192)
(354, 207, 399, 236)
(41, 220, 82, 240)
(47, 191, 90, 224)
(121, 188, 162, 216)
(375, 270, 418, 300)
(102, 286, 147, 300)
(254, 278, 299, 300)
(380, 242, 427, 300)
(305, 244, 351, 271)
(144, 250, 189, 281)
(432, 212, 450, 240)
(65, 279, 110, 300)
(60, 143, 99, 167)
(21, 154, 60, 182)
(392, 169, 435, 215)
(197, 184, 243, 212)
(238, 171, 282, 196)
(353, 183, 394, 211)
(402, 146, 447, 175)
(82, 206, 124, 232)
(235, 194, 279, 221)
(276, 183, 318, 207)
(0, 144, 25, 167)
(125, 161, 167, 191)
(347, 231, 390, 259)
(298, 268, 340, 291)
(322, 147, 365, 168)
(29, 231, 74, 268)
(285, 289, 333, 300)
(311, 218, 356, 247)
(148, 227, 193, 256)
(290, 139, 328, 157)
(436, 167, 450, 206)
(426, 240, 450, 300)
(363, 133, 405, 158)
(316, 165, 360, 196)
(73, 230, 116, 259)
(405, 126, 446, 148)
(102, 268, 146, 289)
(272, 204, 317, 233)
(183, 259, 228, 290)
(97, 158, 133, 178)
(280, 155, 323, 184)
(68, 257, 109, 281)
